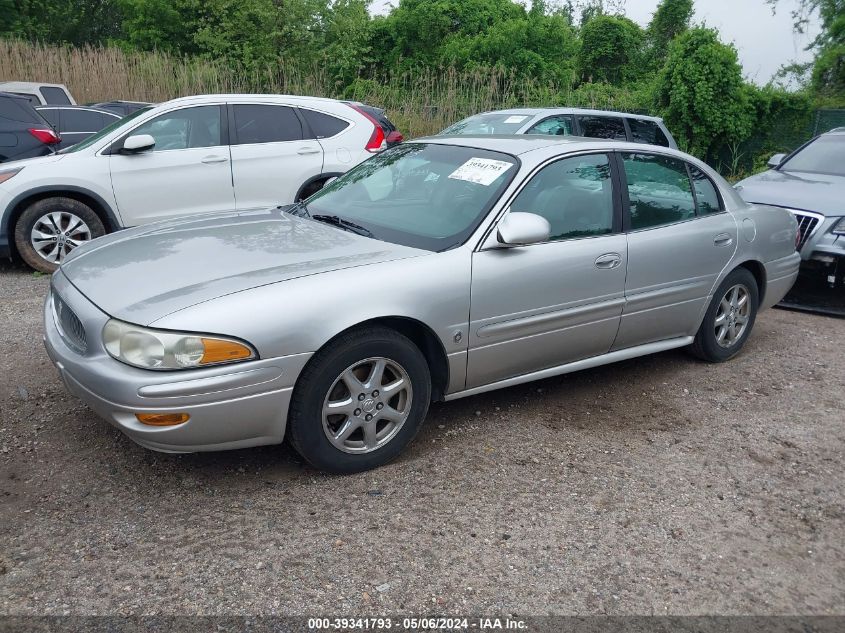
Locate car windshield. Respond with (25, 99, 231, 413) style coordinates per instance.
(303, 143, 518, 251)
(440, 113, 534, 135)
(58, 106, 152, 153)
(779, 135, 845, 177)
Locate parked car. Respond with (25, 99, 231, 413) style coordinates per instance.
(440, 107, 677, 148)
(735, 127, 845, 290)
(35, 105, 122, 150)
(43, 136, 800, 473)
(88, 100, 152, 117)
(0, 92, 61, 163)
(0, 94, 389, 271)
(0, 81, 75, 106)
(343, 101, 404, 147)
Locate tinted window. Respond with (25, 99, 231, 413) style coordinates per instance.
(689, 166, 721, 214)
(578, 116, 627, 141)
(60, 106, 152, 154)
(441, 113, 533, 135)
(1, 98, 42, 124)
(526, 115, 575, 137)
(628, 118, 670, 147)
(131, 105, 221, 151)
(301, 109, 350, 138)
(233, 104, 302, 144)
(780, 135, 845, 177)
(40, 87, 72, 105)
(64, 110, 108, 132)
(511, 153, 614, 241)
(623, 153, 695, 230)
(11, 92, 39, 105)
(36, 108, 61, 127)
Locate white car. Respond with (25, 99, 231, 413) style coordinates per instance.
(0, 94, 388, 271)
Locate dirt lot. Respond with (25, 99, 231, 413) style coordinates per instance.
(0, 260, 843, 616)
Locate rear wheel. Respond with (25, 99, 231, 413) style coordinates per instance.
(287, 327, 431, 474)
(690, 268, 759, 362)
(14, 197, 105, 272)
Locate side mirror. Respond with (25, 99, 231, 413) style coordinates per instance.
(497, 212, 551, 246)
(767, 153, 786, 169)
(122, 134, 155, 154)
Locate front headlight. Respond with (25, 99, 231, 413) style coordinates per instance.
(832, 217, 845, 235)
(102, 319, 257, 370)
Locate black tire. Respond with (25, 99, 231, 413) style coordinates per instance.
(287, 327, 431, 474)
(14, 197, 105, 273)
(690, 267, 759, 362)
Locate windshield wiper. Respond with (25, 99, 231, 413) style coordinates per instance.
(311, 214, 374, 238)
(281, 201, 310, 217)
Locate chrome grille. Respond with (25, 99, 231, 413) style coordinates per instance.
(52, 292, 87, 354)
(789, 209, 823, 251)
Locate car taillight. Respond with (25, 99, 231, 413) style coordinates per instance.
(386, 131, 404, 144)
(28, 128, 61, 145)
(347, 105, 386, 153)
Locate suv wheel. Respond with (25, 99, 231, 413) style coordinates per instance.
(690, 267, 759, 362)
(14, 197, 105, 272)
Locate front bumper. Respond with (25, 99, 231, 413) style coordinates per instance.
(43, 271, 311, 452)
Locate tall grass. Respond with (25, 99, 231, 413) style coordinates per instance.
(0, 39, 651, 137)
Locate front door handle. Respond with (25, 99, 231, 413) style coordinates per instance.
(714, 233, 734, 247)
(297, 147, 321, 155)
(201, 155, 228, 164)
(595, 253, 622, 269)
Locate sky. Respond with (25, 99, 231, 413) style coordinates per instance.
(370, 0, 821, 85)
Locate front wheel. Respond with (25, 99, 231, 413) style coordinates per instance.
(287, 327, 431, 474)
(690, 267, 759, 362)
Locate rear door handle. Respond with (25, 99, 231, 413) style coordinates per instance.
(714, 233, 733, 247)
(297, 147, 321, 155)
(201, 155, 228, 164)
(595, 253, 622, 269)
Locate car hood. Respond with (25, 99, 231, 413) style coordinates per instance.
(735, 169, 845, 217)
(60, 207, 426, 326)
(0, 153, 64, 173)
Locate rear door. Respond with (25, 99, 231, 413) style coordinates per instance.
(576, 115, 628, 141)
(228, 102, 324, 209)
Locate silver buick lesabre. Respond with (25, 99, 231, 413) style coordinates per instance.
(44, 136, 800, 473)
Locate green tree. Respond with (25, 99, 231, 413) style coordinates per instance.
(5, 0, 124, 45)
(656, 27, 754, 160)
(577, 15, 644, 84)
(645, 0, 693, 69)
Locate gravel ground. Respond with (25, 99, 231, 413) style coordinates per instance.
(0, 260, 843, 616)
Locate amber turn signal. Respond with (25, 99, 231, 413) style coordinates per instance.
(135, 412, 190, 426)
(200, 338, 253, 364)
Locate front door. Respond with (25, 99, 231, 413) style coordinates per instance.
(109, 104, 234, 226)
(467, 153, 627, 389)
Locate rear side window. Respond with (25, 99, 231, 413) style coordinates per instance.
(64, 109, 109, 132)
(40, 87, 72, 105)
(233, 104, 303, 144)
(36, 108, 61, 127)
(628, 119, 670, 147)
(1, 97, 41, 123)
(301, 109, 350, 138)
(526, 115, 575, 136)
(622, 153, 696, 230)
(578, 116, 627, 141)
(689, 165, 722, 214)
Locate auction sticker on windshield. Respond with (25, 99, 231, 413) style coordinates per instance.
(504, 115, 529, 123)
(449, 158, 513, 186)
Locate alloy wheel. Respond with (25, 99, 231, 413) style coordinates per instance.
(715, 283, 751, 348)
(30, 211, 92, 264)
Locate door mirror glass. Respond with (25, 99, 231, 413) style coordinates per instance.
(767, 153, 786, 169)
(497, 212, 551, 246)
(122, 134, 155, 153)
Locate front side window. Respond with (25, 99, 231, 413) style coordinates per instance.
(779, 135, 845, 177)
(232, 104, 302, 144)
(304, 143, 518, 251)
(623, 153, 696, 230)
(628, 119, 670, 147)
(440, 113, 533, 135)
(510, 153, 614, 241)
(130, 105, 222, 152)
(525, 115, 575, 137)
(578, 116, 627, 141)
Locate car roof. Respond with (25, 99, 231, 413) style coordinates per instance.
(162, 94, 344, 106)
(823, 127, 845, 136)
(416, 134, 621, 155)
(0, 81, 70, 91)
(35, 104, 116, 113)
(467, 107, 664, 123)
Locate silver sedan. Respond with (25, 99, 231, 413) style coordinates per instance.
(44, 136, 800, 473)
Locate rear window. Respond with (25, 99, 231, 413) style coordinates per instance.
(0, 96, 42, 124)
(441, 113, 533, 135)
(628, 118, 670, 147)
(301, 109, 350, 138)
(40, 87, 72, 105)
(232, 104, 303, 144)
(578, 116, 627, 141)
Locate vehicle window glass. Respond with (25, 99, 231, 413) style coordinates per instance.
(34, 108, 60, 127)
(300, 109, 350, 138)
(2, 99, 43, 124)
(305, 143, 517, 251)
(510, 153, 614, 241)
(578, 116, 627, 140)
(525, 115, 575, 137)
(64, 110, 107, 132)
(623, 153, 696, 229)
(233, 104, 302, 144)
(440, 113, 533, 135)
(688, 165, 721, 214)
(39, 87, 72, 105)
(59, 106, 152, 154)
(779, 135, 845, 177)
(130, 105, 221, 151)
(628, 119, 670, 147)
(10, 93, 40, 107)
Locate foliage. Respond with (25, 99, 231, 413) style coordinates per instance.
(644, 0, 693, 70)
(577, 15, 644, 84)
